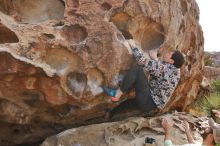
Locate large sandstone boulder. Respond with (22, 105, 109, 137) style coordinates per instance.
(0, 0, 204, 145)
(41, 113, 205, 146)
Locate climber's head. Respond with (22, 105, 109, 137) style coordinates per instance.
(201, 129, 216, 145)
(201, 119, 220, 145)
(163, 50, 185, 68)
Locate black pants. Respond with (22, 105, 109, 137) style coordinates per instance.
(119, 65, 157, 112)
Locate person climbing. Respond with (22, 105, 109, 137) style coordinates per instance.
(162, 112, 220, 146)
(102, 39, 185, 113)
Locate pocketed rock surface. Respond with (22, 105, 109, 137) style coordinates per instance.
(0, 0, 203, 145)
(41, 112, 206, 146)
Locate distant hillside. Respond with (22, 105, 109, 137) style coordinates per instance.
(204, 52, 220, 79)
(205, 52, 220, 67)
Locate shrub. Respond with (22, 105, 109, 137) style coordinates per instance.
(204, 54, 213, 66)
(190, 79, 220, 121)
(212, 79, 220, 94)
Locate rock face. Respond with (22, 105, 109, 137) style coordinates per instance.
(41, 113, 205, 146)
(0, 0, 204, 145)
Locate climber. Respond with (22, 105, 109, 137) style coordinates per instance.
(102, 39, 185, 113)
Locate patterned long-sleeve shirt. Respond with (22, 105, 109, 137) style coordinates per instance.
(131, 47, 180, 109)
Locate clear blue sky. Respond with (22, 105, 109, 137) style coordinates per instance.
(196, 0, 220, 52)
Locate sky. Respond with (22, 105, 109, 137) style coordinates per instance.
(196, 0, 220, 52)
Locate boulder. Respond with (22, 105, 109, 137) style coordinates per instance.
(41, 112, 205, 146)
(0, 0, 204, 145)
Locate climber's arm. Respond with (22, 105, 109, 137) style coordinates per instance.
(162, 118, 174, 146)
(182, 120, 196, 144)
(127, 40, 165, 77)
(127, 40, 150, 65)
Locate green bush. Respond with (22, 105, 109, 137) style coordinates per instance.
(191, 79, 220, 121)
(212, 79, 220, 93)
(204, 54, 213, 66)
(194, 92, 220, 116)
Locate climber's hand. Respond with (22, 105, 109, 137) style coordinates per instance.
(148, 49, 158, 61)
(182, 120, 190, 132)
(212, 110, 220, 119)
(162, 118, 173, 132)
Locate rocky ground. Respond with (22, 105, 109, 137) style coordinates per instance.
(41, 112, 206, 146)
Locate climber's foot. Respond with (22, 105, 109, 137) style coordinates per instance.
(102, 86, 120, 102)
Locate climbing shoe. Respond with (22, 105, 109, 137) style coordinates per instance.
(102, 86, 116, 97)
(102, 86, 120, 102)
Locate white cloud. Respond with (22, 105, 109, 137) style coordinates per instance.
(196, 0, 220, 52)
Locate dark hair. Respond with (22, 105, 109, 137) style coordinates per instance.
(201, 130, 212, 140)
(171, 50, 185, 68)
(201, 129, 216, 145)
